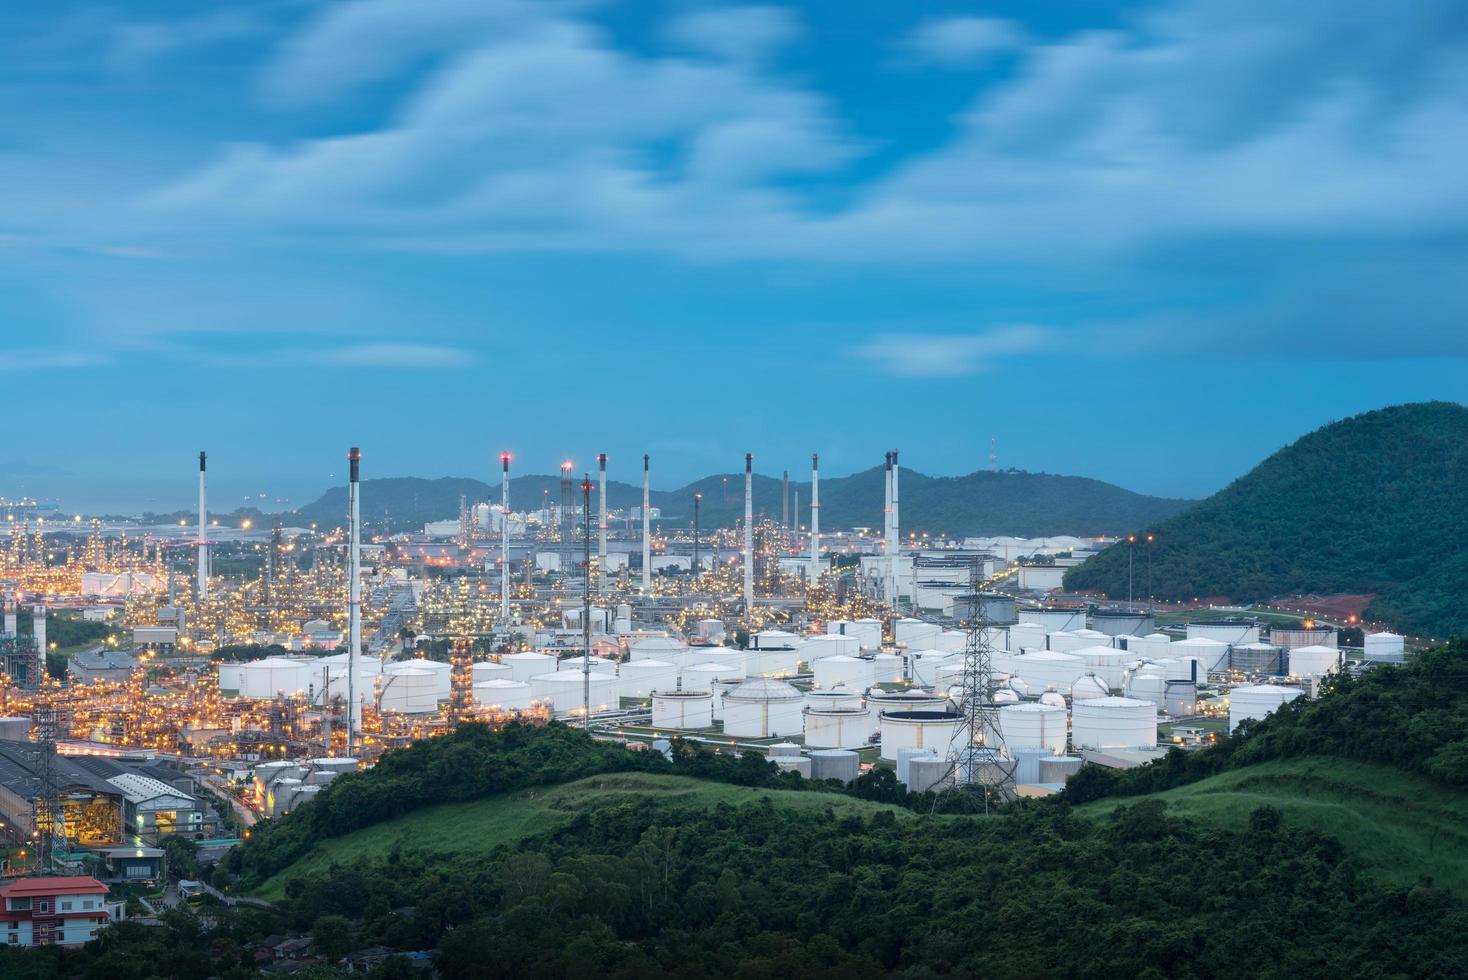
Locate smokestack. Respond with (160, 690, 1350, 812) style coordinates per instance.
(890, 448, 900, 608)
(500, 453, 511, 621)
(347, 446, 362, 753)
(597, 453, 608, 595)
(641, 455, 651, 591)
(883, 451, 893, 602)
(31, 603, 45, 655)
(3, 594, 15, 638)
(809, 453, 820, 582)
(743, 453, 754, 610)
(781, 470, 789, 528)
(197, 451, 209, 600)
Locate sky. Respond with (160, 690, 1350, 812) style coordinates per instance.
(3, 0, 1467, 514)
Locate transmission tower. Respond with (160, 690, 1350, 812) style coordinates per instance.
(940, 559, 1015, 811)
(33, 704, 62, 871)
(448, 636, 474, 721)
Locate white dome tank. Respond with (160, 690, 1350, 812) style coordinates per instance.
(1071, 696, 1157, 750)
(993, 688, 1020, 705)
(629, 636, 689, 661)
(651, 691, 714, 729)
(1008, 676, 1030, 698)
(711, 678, 742, 721)
(1287, 645, 1341, 678)
(1070, 674, 1110, 701)
(557, 655, 618, 674)
(673, 648, 745, 674)
(1038, 691, 1067, 709)
(722, 678, 804, 738)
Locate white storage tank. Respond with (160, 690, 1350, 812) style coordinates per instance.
(1187, 622, 1260, 646)
(617, 658, 678, 699)
(1008, 622, 1046, 653)
(675, 649, 745, 676)
(681, 662, 743, 693)
(879, 710, 961, 761)
(1038, 691, 1067, 709)
(1007, 650, 1085, 693)
(894, 619, 941, 649)
(1120, 633, 1175, 661)
(721, 678, 805, 737)
(501, 652, 555, 682)
(629, 636, 689, 661)
(529, 671, 619, 717)
(1073, 645, 1135, 688)
(1124, 672, 1167, 709)
(1173, 638, 1229, 674)
(1070, 674, 1110, 701)
(1364, 631, 1405, 663)
(828, 618, 883, 651)
(910, 650, 960, 687)
(750, 629, 799, 649)
(804, 689, 862, 712)
(216, 663, 241, 693)
(379, 667, 440, 713)
(872, 653, 903, 683)
(866, 688, 951, 714)
(813, 655, 876, 691)
(996, 702, 1067, 753)
(1228, 684, 1304, 733)
(745, 647, 799, 677)
(711, 678, 742, 721)
(803, 708, 873, 749)
(237, 657, 317, 699)
(557, 655, 619, 675)
(472, 661, 512, 683)
(1046, 631, 1091, 654)
(1287, 645, 1341, 677)
(934, 630, 968, 653)
(1071, 696, 1157, 750)
(809, 749, 860, 783)
(800, 634, 859, 662)
(651, 691, 714, 729)
(473, 678, 536, 712)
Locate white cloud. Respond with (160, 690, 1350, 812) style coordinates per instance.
(665, 6, 801, 64)
(848, 325, 1054, 376)
(310, 342, 475, 368)
(898, 17, 1023, 68)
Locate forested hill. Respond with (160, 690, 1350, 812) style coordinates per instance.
(1064, 401, 1468, 636)
(289, 466, 1190, 538)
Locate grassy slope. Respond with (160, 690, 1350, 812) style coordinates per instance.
(1078, 756, 1468, 896)
(256, 772, 909, 900)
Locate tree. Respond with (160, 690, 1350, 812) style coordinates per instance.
(312, 913, 356, 960)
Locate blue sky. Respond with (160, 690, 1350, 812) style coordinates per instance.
(3, 0, 1467, 513)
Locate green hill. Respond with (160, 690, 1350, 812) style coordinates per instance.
(1064, 401, 1468, 636)
(287, 464, 1190, 537)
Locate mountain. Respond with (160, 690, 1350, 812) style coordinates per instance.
(1064, 401, 1468, 636)
(289, 466, 1191, 538)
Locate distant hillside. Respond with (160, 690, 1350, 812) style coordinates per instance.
(1064, 402, 1468, 636)
(289, 466, 1191, 537)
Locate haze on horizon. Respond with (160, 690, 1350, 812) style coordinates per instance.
(5, 0, 1466, 513)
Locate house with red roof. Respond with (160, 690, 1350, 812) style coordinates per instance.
(1, 876, 111, 946)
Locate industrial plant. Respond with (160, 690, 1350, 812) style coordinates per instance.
(0, 445, 1406, 888)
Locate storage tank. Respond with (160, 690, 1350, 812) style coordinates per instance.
(804, 689, 862, 712)
(237, 657, 316, 699)
(1038, 691, 1066, 709)
(216, 663, 241, 693)
(1018, 607, 1086, 633)
(673, 648, 745, 676)
(1164, 681, 1197, 718)
(1363, 631, 1405, 663)
(473, 679, 535, 711)
(1070, 674, 1110, 701)
(910, 650, 960, 687)
(1187, 621, 1259, 646)
(745, 646, 799, 677)
(0, 717, 32, 741)
(879, 710, 961, 760)
(812, 655, 876, 691)
(808, 749, 860, 783)
(800, 634, 859, 663)
(711, 678, 742, 721)
(828, 618, 883, 651)
(1287, 645, 1341, 677)
(629, 636, 689, 661)
(1124, 672, 1167, 708)
(722, 678, 804, 738)
(1172, 638, 1229, 674)
(529, 671, 619, 717)
(803, 708, 873, 748)
(558, 655, 618, 674)
(1071, 696, 1157, 750)
(472, 661, 512, 683)
(1090, 608, 1155, 636)
(934, 630, 968, 653)
(866, 688, 951, 714)
(750, 629, 799, 650)
(1008, 622, 1046, 653)
(871, 653, 903, 683)
(1230, 643, 1285, 674)
(651, 691, 714, 729)
(1039, 755, 1085, 783)
(992, 688, 1020, 705)
(501, 652, 555, 682)
(894, 618, 941, 649)
(1073, 645, 1135, 688)
(696, 619, 725, 643)
(384, 658, 451, 701)
(379, 667, 440, 713)
(1228, 684, 1304, 733)
(1007, 650, 1086, 693)
(617, 658, 678, 699)
(996, 702, 1067, 753)
(268, 778, 302, 818)
(773, 756, 813, 778)
(1046, 631, 1091, 654)
(1269, 626, 1337, 650)
(906, 755, 952, 794)
(681, 662, 743, 693)
(1008, 676, 1030, 698)
(1119, 633, 1175, 661)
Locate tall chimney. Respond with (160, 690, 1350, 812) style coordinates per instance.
(890, 449, 900, 608)
(2, 594, 15, 638)
(743, 453, 754, 610)
(883, 452, 893, 603)
(781, 470, 789, 528)
(597, 453, 608, 595)
(31, 603, 46, 656)
(500, 453, 511, 622)
(641, 455, 651, 591)
(347, 446, 362, 753)
(197, 451, 209, 600)
(809, 453, 820, 582)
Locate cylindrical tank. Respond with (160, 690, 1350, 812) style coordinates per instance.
(992, 688, 1020, 705)
(1186, 621, 1260, 646)
(501, 652, 555, 682)
(871, 653, 903, 683)
(379, 667, 440, 713)
(996, 702, 1067, 753)
(473, 679, 535, 711)
(0, 717, 32, 741)
(1039, 755, 1084, 783)
(812, 655, 876, 691)
(804, 689, 862, 711)
(910, 650, 960, 687)
(1287, 645, 1340, 677)
(617, 658, 678, 699)
(1228, 684, 1304, 733)
(681, 662, 743, 693)
(722, 678, 804, 738)
(1071, 696, 1157, 750)
(1007, 651, 1085, 693)
(879, 710, 961, 761)
(828, 619, 882, 652)
(906, 755, 951, 794)
(557, 655, 618, 674)
(808, 749, 860, 783)
(673, 649, 745, 675)
(711, 678, 742, 721)
(629, 637, 688, 661)
(216, 663, 241, 693)
(1230, 643, 1285, 674)
(773, 756, 813, 778)
(1164, 681, 1197, 718)
(894, 619, 941, 649)
(1008, 622, 1046, 652)
(1070, 674, 1110, 701)
(800, 635, 859, 663)
(1173, 638, 1229, 674)
(268, 777, 302, 818)
(528, 671, 619, 717)
(803, 708, 872, 749)
(1363, 632, 1404, 663)
(750, 629, 799, 650)
(650, 691, 714, 729)
(745, 647, 799, 677)
(472, 661, 512, 683)
(1008, 676, 1030, 698)
(238, 657, 317, 699)
(1124, 672, 1167, 707)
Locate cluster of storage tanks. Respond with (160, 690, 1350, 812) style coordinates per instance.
(252, 756, 358, 817)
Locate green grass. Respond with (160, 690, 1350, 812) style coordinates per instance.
(1078, 757, 1468, 896)
(255, 772, 908, 900)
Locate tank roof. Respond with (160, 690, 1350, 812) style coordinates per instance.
(725, 678, 802, 701)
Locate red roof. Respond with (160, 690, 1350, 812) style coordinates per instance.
(0, 876, 108, 898)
